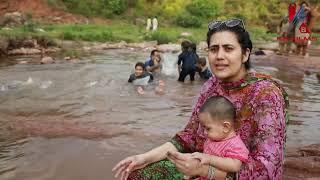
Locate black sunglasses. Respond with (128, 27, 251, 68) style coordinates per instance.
(208, 18, 245, 31)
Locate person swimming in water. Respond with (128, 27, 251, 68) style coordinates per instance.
(128, 62, 165, 95)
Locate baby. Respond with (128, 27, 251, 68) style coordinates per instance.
(190, 96, 249, 179)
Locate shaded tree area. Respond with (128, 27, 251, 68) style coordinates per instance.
(48, 0, 319, 28)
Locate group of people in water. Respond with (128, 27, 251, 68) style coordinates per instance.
(278, 0, 318, 56)
(128, 41, 213, 95)
(114, 17, 289, 180)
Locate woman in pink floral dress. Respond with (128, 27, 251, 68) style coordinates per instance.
(113, 19, 289, 180)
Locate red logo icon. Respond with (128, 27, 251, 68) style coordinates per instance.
(299, 22, 310, 33)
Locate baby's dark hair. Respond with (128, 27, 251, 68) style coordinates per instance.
(199, 96, 236, 123)
(197, 57, 207, 66)
(135, 62, 145, 70)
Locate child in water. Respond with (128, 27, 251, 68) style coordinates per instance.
(195, 57, 212, 80)
(180, 96, 249, 179)
(177, 41, 197, 82)
(128, 62, 164, 95)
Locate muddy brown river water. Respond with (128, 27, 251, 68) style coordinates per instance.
(0, 49, 319, 179)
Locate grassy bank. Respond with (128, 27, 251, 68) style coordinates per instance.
(0, 20, 279, 46)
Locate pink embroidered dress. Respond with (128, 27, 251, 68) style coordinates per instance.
(128, 72, 289, 180)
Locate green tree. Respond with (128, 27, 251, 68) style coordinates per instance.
(186, 0, 220, 19)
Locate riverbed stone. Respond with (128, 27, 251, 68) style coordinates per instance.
(256, 42, 279, 51)
(0, 36, 9, 55)
(8, 48, 41, 55)
(285, 144, 320, 174)
(0, 12, 26, 27)
(156, 43, 180, 52)
(40, 56, 55, 64)
(198, 41, 208, 50)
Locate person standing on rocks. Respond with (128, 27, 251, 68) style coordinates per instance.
(152, 16, 158, 31)
(146, 17, 152, 31)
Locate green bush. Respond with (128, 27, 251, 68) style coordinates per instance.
(186, 0, 220, 18)
(144, 31, 176, 44)
(176, 13, 202, 28)
(60, 30, 114, 42)
(62, 0, 127, 17)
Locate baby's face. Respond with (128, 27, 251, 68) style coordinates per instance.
(199, 112, 230, 141)
(135, 66, 144, 77)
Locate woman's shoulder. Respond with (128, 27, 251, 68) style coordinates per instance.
(248, 72, 286, 102)
(249, 72, 283, 90)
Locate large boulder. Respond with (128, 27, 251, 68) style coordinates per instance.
(0, 12, 26, 27)
(0, 36, 9, 55)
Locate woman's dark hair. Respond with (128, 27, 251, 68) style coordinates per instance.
(135, 62, 145, 70)
(206, 24, 252, 70)
(300, 1, 309, 7)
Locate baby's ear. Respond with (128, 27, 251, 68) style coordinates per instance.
(223, 121, 232, 133)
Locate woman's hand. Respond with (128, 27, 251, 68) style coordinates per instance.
(167, 151, 204, 177)
(190, 152, 212, 165)
(112, 154, 149, 180)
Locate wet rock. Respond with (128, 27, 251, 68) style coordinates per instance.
(64, 56, 71, 61)
(0, 12, 26, 27)
(285, 144, 320, 174)
(0, 36, 9, 55)
(180, 32, 192, 37)
(134, 18, 145, 26)
(198, 41, 208, 50)
(300, 144, 320, 157)
(89, 41, 128, 50)
(254, 50, 274, 56)
(40, 56, 54, 64)
(18, 61, 28, 64)
(127, 41, 157, 49)
(157, 44, 180, 52)
(304, 70, 312, 75)
(316, 72, 320, 81)
(35, 28, 45, 32)
(44, 47, 60, 53)
(22, 39, 38, 48)
(1, 27, 12, 31)
(256, 42, 279, 51)
(8, 48, 41, 55)
(285, 156, 320, 173)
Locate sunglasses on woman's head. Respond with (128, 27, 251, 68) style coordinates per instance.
(208, 19, 245, 31)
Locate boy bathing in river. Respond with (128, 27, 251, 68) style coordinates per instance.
(173, 96, 249, 179)
(128, 62, 165, 95)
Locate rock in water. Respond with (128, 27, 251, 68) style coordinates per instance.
(316, 72, 320, 81)
(40, 56, 54, 64)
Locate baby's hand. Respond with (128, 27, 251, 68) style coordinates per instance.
(190, 152, 212, 165)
